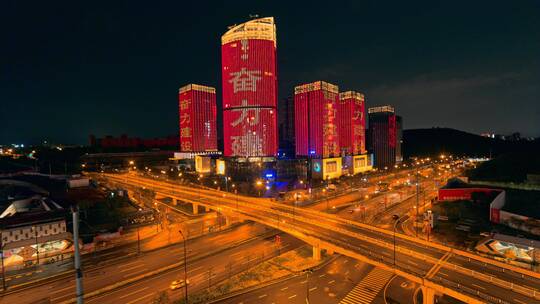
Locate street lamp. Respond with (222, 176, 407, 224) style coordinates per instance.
(392, 214, 400, 267)
(178, 230, 188, 304)
(304, 268, 313, 303)
(256, 180, 263, 197)
(293, 193, 301, 222)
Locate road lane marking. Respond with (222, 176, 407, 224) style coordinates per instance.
(301, 280, 307, 284)
(472, 283, 486, 290)
(119, 286, 150, 299)
(187, 266, 203, 274)
(51, 285, 75, 294)
(309, 287, 317, 291)
(514, 299, 528, 304)
(258, 294, 267, 298)
(288, 294, 297, 299)
(339, 268, 393, 304)
(119, 264, 146, 272)
(319, 274, 326, 278)
(281, 287, 289, 291)
(122, 268, 149, 278)
(125, 292, 154, 304)
(328, 280, 335, 284)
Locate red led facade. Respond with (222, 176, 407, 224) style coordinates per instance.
(178, 84, 217, 152)
(295, 81, 340, 158)
(338, 91, 366, 155)
(221, 17, 278, 157)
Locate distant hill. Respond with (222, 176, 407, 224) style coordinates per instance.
(402, 128, 540, 158)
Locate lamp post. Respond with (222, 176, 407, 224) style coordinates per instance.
(232, 184, 238, 210)
(178, 229, 188, 304)
(392, 214, 400, 267)
(322, 188, 328, 212)
(256, 180, 263, 197)
(304, 268, 313, 303)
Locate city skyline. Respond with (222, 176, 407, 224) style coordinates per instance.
(2, 0, 540, 145)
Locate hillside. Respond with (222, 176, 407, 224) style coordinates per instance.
(402, 128, 539, 158)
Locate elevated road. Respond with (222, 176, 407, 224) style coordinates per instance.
(102, 173, 540, 304)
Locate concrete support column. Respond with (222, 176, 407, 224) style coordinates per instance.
(205, 206, 210, 212)
(421, 286, 435, 304)
(326, 248, 334, 255)
(224, 216, 230, 226)
(313, 245, 321, 261)
(192, 203, 199, 215)
(172, 198, 178, 206)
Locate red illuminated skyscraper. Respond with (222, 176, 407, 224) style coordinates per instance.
(294, 81, 340, 158)
(178, 84, 217, 152)
(338, 91, 366, 155)
(221, 17, 278, 158)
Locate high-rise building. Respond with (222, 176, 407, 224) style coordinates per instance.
(278, 96, 295, 155)
(221, 17, 278, 158)
(338, 91, 366, 156)
(178, 84, 217, 152)
(367, 106, 403, 169)
(294, 81, 339, 158)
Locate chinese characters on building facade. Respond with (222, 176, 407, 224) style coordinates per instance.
(178, 84, 217, 152)
(221, 17, 278, 158)
(338, 91, 366, 155)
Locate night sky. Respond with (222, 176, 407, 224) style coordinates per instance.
(2, 0, 539, 145)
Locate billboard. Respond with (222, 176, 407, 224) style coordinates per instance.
(311, 157, 342, 180)
(195, 155, 211, 173)
(221, 17, 278, 158)
(216, 159, 226, 175)
(179, 84, 217, 152)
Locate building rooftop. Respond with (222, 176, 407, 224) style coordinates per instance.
(368, 105, 395, 114)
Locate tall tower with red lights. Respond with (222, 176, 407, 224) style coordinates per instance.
(221, 17, 278, 158)
(294, 81, 340, 158)
(338, 91, 366, 155)
(178, 84, 217, 152)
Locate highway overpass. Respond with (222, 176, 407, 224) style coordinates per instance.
(100, 173, 540, 304)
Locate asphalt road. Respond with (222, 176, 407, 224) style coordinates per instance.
(220, 255, 385, 304)
(0, 222, 288, 304)
(83, 231, 303, 304)
(107, 173, 540, 304)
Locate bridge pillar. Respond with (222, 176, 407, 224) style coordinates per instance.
(421, 286, 435, 304)
(205, 206, 210, 212)
(172, 198, 178, 206)
(192, 203, 199, 215)
(326, 248, 334, 255)
(313, 245, 321, 261)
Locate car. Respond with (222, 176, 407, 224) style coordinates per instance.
(170, 279, 189, 290)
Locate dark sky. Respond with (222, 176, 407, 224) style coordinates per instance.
(2, 0, 539, 145)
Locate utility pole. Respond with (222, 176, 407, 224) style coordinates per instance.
(178, 230, 188, 303)
(1, 240, 6, 291)
(72, 205, 84, 304)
